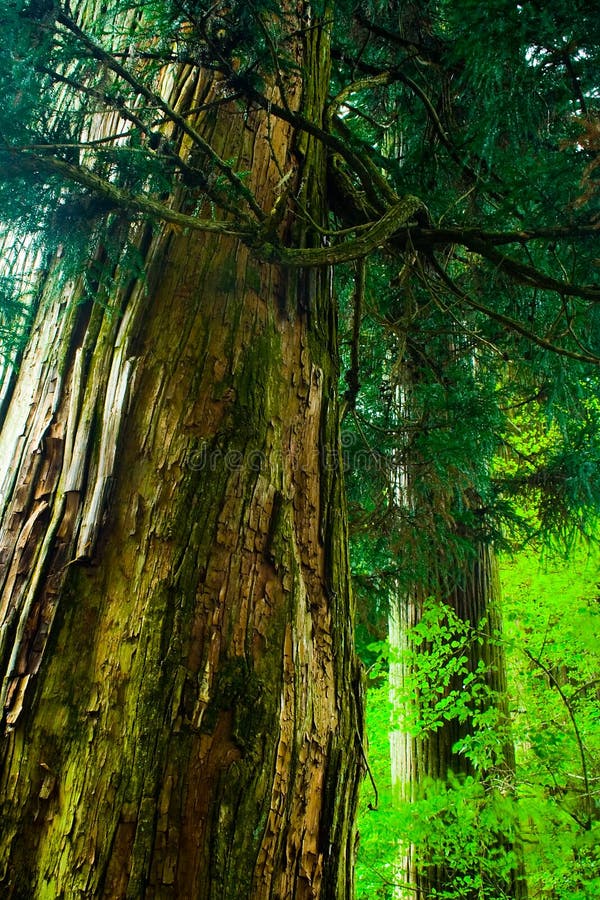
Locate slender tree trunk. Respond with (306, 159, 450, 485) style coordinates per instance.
(387, 375, 526, 900)
(390, 543, 526, 899)
(0, 10, 363, 899)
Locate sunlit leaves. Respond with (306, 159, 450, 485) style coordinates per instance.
(501, 547, 600, 896)
(357, 547, 600, 899)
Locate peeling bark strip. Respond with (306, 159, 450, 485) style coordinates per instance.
(0, 223, 144, 726)
(0, 4, 363, 899)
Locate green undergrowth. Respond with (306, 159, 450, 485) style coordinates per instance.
(356, 543, 600, 899)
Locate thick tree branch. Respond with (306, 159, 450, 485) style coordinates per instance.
(413, 225, 600, 246)
(257, 195, 426, 266)
(6, 151, 248, 236)
(405, 225, 600, 302)
(457, 236, 600, 302)
(326, 72, 396, 126)
(6, 149, 425, 267)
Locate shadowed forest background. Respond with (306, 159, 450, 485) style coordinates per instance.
(0, 1, 599, 898)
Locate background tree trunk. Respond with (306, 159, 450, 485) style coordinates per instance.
(390, 545, 526, 899)
(387, 372, 526, 900)
(0, 10, 363, 899)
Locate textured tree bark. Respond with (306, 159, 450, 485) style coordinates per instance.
(0, 7, 363, 899)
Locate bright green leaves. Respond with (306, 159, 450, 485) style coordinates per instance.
(495, 378, 600, 550)
(501, 546, 600, 896)
(388, 598, 510, 773)
(392, 601, 486, 735)
(354, 683, 400, 900)
(357, 546, 600, 899)
(398, 775, 522, 900)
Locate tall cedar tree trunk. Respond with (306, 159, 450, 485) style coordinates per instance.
(390, 548, 525, 899)
(0, 7, 363, 899)
(388, 376, 526, 900)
